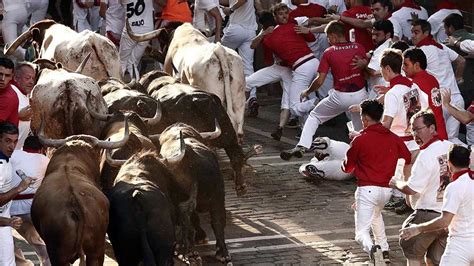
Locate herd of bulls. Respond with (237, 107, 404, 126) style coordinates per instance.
(4, 19, 262, 266)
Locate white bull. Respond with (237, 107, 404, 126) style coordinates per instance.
(126, 23, 246, 139)
(299, 137, 354, 181)
(4, 20, 121, 81)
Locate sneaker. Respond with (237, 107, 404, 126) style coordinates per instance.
(285, 118, 299, 129)
(384, 196, 404, 210)
(369, 245, 384, 265)
(395, 201, 413, 215)
(270, 127, 283, 141)
(304, 164, 325, 179)
(280, 146, 305, 161)
(382, 251, 390, 264)
(247, 97, 259, 117)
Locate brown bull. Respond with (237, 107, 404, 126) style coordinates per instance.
(31, 118, 129, 265)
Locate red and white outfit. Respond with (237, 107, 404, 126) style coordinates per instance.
(73, 0, 102, 32)
(0, 153, 15, 266)
(383, 75, 428, 151)
(341, 5, 374, 53)
(119, 0, 155, 79)
(390, 0, 428, 40)
(343, 123, 411, 254)
(439, 170, 474, 266)
(367, 38, 392, 99)
(297, 42, 369, 149)
(416, 37, 465, 144)
(101, 0, 125, 46)
(9, 81, 30, 150)
(262, 20, 319, 117)
(411, 70, 448, 140)
(427, 2, 461, 43)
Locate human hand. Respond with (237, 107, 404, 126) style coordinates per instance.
(374, 84, 390, 95)
(388, 177, 397, 188)
(328, 5, 338, 14)
(445, 36, 461, 46)
(440, 88, 451, 107)
(351, 55, 368, 70)
(17, 177, 33, 192)
(19, 106, 32, 120)
(294, 25, 310, 34)
(223, 7, 232, 16)
(300, 89, 310, 102)
(409, 12, 419, 23)
(9, 217, 22, 229)
(325, 13, 340, 21)
(348, 104, 360, 113)
(263, 26, 274, 35)
(400, 225, 421, 240)
(351, 202, 357, 210)
(348, 131, 360, 140)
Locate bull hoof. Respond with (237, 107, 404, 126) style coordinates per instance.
(235, 184, 247, 196)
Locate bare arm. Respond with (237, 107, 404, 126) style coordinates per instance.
(381, 115, 393, 130)
(334, 14, 372, 29)
(222, 0, 247, 16)
(99, 1, 107, 18)
(208, 7, 223, 43)
(389, 178, 418, 195)
(400, 211, 454, 240)
(0, 178, 31, 207)
(453, 55, 465, 82)
(250, 26, 273, 49)
(441, 89, 474, 124)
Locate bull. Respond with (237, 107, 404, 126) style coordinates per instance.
(157, 122, 231, 263)
(31, 118, 129, 265)
(144, 76, 258, 196)
(105, 151, 176, 265)
(126, 22, 246, 139)
(4, 19, 120, 81)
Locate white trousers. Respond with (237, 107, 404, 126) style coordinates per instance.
(298, 88, 368, 148)
(72, 3, 101, 32)
(221, 24, 256, 78)
(119, 31, 148, 80)
(0, 205, 15, 266)
(245, 64, 292, 108)
(289, 58, 319, 117)
(467, 123, 473, 146)
(444, 93, 465, 145)
(27, 0, 49, 24)
(2, 7, 28, 60)
(354, 186, 393, 253)
(440, 236, 474, 266)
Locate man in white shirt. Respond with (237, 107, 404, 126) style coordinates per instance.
(10, 136, 50, 266)
(400, 144, 474, 266)
(389, 110, 452, 266)
(73, 0, 102, 32)
(366, 20, 392, 99)
(11, 62, 36, 150)
(428, 4, 461, 43)
(100, 0, 125, 46)
(411, 19, 466, 145)
(390, 0, 428, 42)
(193, 0, 223, 42)
(0, 122, 33, 266)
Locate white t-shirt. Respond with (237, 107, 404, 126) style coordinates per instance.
(121, 0, 154, 33)
(0, 158, 14, 266)
(9, 150, 49, 216)
(10, 84, 30, 150)
(102, 0, 125, 35)
(460, 39, 474, 54)
(228, 0, 257, 31)
(407, 139, 452, 211)
(419, 44, 461, 96)
(193, 0, 220, 32)
(427, 9, 462, 43)
(367, 38, 391, 99)
(383, 83, 427, 137)
(442, 172, 474, 238)
(391, 6, 428, 39)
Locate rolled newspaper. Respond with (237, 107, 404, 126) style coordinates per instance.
(393, 158, 406, 181)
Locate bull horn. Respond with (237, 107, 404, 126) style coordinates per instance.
(86, 91, 112, 121)
(75, 52, 92, 73)
(162, 131, 186, 164)
(126, 64, 138, 88)
(105, 149, 127, 167)
(33, 58, 58, 70)
(126, 18, 166, 42)
(96, 116, 130, 149)
(141, 101, 162, 126)
(37, 117, 68, 147)
(4, 29, 32, 56)
(148, 133, 161, 142)
(199, 119, 221, 140)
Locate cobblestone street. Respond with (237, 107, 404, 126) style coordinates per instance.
(16, 97, 409, 265)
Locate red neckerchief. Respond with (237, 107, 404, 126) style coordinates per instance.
(23, 148, 42, 154)
(470, 170, 474, 180)
(384, 12, 392, 19)
(416, 36, 443, 49)
(419, 136, 440, 150)
(450, 169, 470, 182)
(10, 80, 27, 95)
(399, 0, 421, 10)
(389, 75, 413, 89)
(436, 2, 457, 11)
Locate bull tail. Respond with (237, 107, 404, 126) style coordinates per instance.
(213, 44, 237, 123)
(132, 189, 157, 266)
(90, 34, 121, 79)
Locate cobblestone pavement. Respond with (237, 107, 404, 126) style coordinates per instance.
(15, 97, 409, 265)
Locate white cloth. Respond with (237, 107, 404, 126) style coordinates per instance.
(440, 236, 474, 266)
(460, 39, 474, 54)
(9, 150, 49, 216)
(221, 24, 256, 78)
(390, 6, 428, 39)
(245, 64, 292, 108)
(27, 0, 49, 24)
(10, 84, 30, 150)
(289, 57, 320, 117)
(383, 83, 427, 137)
(227, 0, 257, 31)
(354, 186, 393, 253)
(102, 0, 125, 35)
(119, 29, 148, 79)
(193, 0, 220, 33)
(72, 3, 101, 32)
(0, 158, 15, 266)
(121, 0, 154, 34)
(298, 88, 368, 148)
(1, 1, 28, 60)
(428, 9, 462, 43)
(407, 140, 452, 212)
(367, 38, 391, 99)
